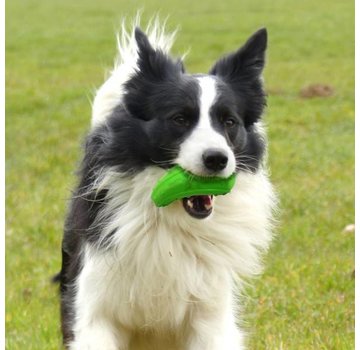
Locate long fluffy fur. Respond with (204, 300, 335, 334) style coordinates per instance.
(92, 17, 176, 128)
(58, 18, 277, 350)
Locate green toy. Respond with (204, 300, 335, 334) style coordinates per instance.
(151, 165, 236, 207)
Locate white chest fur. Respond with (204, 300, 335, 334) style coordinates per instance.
(70, 167, 275, 349)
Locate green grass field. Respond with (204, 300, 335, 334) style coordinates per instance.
(6, 0, 354, 349)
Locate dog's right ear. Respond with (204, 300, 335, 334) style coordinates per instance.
(125, 28, 184, 120)
(134, 27, 183, 80)
(134, 27, 154, 62)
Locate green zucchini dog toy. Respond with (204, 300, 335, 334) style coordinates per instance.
(151, 165, 236, 208)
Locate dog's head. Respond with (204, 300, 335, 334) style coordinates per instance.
(90, 27, 268, 218)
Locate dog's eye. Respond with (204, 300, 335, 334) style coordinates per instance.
(172, 115, 190, 127)
(221, 116, 237, 128)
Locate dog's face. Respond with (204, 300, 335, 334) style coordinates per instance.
(94, 28, 267, 218)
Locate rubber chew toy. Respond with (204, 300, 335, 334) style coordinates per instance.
(151, 165, 236, 207)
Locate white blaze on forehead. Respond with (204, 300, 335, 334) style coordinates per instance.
(175, 76, 236, 178)
(197, 76, 218, 128)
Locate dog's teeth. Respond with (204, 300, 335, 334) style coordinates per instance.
(187, 199, 193, 208)
(204, 203, 212, 211)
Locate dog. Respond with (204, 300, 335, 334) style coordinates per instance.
(56, 19, 276, 350)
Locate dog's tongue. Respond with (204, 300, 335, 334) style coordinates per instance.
(202, 195, 212, 206)
(201, 195, 213, 210)
(182, 195, 214, 219)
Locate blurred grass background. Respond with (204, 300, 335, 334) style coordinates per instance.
(5, 0, 354, 349)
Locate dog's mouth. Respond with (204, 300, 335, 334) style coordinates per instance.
(182, 195, 214, 219)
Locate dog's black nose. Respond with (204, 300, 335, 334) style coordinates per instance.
(202, 148, 228, 172)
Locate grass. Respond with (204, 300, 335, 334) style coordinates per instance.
(5, 0, 354, 349)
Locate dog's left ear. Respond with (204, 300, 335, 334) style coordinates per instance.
(209, 28, 267, 81)
(134, 27, 184, 80)
(210, 28, 267, 127)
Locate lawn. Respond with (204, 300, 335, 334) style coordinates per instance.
(5, 0, 354, 349)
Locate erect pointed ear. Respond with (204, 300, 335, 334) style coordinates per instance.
(209, 28, 267, 80)
(134, 27, 154, 59)
(134, 27, 184, 80)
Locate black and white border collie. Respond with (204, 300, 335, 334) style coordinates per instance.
(57, 19, 276, 350)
